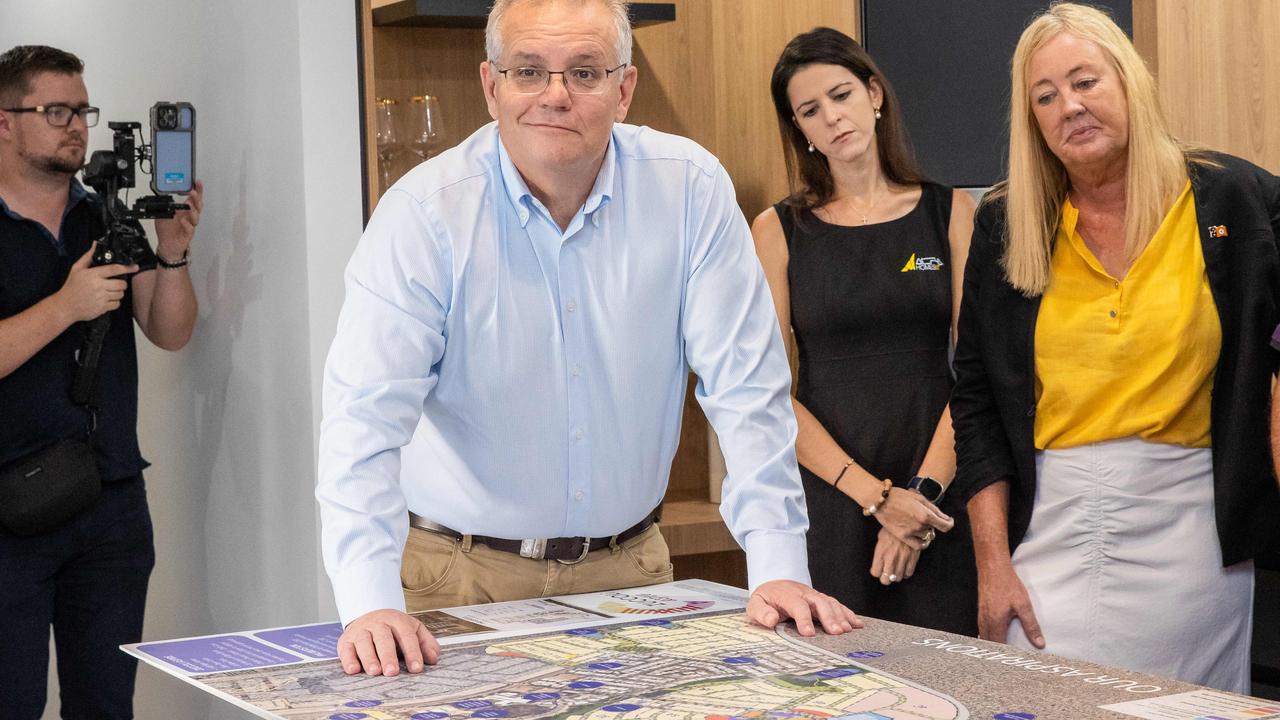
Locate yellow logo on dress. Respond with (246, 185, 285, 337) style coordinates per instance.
(901, 253, 944, 272)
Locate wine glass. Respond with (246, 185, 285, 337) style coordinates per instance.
(375, 97, 398, 189)
(408, 95, 443, 160)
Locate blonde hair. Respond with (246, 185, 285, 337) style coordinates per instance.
(995, 2, 1188, 296)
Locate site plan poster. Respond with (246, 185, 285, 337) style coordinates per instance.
(124, 579, 1280, 720)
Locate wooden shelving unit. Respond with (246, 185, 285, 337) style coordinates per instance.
(373, 0, 675, 29)
(658, 499, 737, 557)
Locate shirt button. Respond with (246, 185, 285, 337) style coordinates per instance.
(566, 300, 577, 313)
(574, 490, 585, 502)
(571, 364, 581, 377)
(1109, 309, 1117, 318)
(573, 428, 585, 441)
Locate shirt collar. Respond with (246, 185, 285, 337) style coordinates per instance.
(67, 177, 89, 209)
(496, 130, 617, 229)
(1059, 195, 1080, 241)
(1059, 194, 1113, 278)
(0, 177, 90, 217)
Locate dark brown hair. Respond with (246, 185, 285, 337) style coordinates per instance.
(0, 45, 84, 106)
(769, 27, 926, 211)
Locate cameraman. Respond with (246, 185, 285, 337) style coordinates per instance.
(0, 46, 200, 719)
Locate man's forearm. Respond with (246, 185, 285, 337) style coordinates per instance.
(141, 268, 197, 350)
(968, 480, 1014, 574)
(317, 432, 414, 625)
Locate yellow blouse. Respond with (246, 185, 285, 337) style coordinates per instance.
(1033, 182, 1220, 450)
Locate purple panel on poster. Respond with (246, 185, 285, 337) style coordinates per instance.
(137, 634, 300, 673)
(254, 623, 343, 659)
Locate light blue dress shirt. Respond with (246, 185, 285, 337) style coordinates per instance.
(318, 122, 810, 625)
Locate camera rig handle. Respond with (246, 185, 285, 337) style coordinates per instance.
(70, 313, 110, 410)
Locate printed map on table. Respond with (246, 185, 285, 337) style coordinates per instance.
(153, 613, 967, 720)
(124, 580, 750, 677)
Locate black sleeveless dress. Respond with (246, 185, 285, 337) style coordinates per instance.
(778, 182, 977, 634)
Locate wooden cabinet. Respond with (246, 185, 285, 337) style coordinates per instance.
(1132, 0, 1280, 172)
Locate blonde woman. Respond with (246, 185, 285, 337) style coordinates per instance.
(950, 3, 1280, 692)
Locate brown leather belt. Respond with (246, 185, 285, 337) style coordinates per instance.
(408, 506, 662, 564)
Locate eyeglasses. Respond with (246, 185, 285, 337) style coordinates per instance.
(494, 64, 627, 95)
(2, 104, 100, 128)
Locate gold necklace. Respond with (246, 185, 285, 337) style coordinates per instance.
(848, 187, 881, 224)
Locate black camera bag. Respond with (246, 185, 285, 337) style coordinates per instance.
(0, 273, 112, 538)
(0, 438, 101, 536)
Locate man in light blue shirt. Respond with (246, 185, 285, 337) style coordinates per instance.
(318, 0, 860, 677)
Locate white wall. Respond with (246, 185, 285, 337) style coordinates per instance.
(0, 1, 361, 717)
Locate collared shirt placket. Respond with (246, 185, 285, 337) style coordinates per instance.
(522, 197, 598, 536)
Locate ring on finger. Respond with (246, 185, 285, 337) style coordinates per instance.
(887, 573, 898, 583)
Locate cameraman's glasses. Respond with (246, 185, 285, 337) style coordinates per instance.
(3, 104, 100, 128)
(493, 64, 628, 95)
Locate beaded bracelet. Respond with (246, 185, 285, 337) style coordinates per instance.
(157, 248, 190, 269)
(861, 478, 894, 517)
(832, 458, 855, 489)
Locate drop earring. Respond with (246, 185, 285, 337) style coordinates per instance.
(807, 140, 815, 153)
(874, 107, 882, 120)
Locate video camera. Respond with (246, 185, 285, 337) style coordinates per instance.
(80, 101, 196, 267)
(71, 102, 196, 406)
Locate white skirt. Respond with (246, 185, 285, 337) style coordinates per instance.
(1006, 437, 1254, 693)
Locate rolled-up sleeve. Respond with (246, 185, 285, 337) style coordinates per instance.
(317, 188, 453, 625)
(950, 202, 1019, 507)
(680, 163, 810, 591)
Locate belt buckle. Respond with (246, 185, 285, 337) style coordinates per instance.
(519, 537, 546, 560)
(556, 537, 592, 565)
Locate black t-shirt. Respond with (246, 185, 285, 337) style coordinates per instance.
(0, 182, 157, 481)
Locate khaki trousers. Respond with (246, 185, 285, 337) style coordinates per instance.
(400, 523, 675, 612)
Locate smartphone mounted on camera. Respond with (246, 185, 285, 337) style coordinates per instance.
(149, 101, 196, 195)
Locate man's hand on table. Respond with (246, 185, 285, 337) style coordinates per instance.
(338, 608, 440, 675)
(338, 582, 858, 675)
(747, 579, 863, 636)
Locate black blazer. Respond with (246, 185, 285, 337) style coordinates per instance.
(951, 152, 1280, 565)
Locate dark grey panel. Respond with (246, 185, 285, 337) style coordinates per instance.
(862, 1, 1132, 187)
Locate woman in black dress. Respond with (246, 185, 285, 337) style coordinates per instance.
(751, 27, 978, 633)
